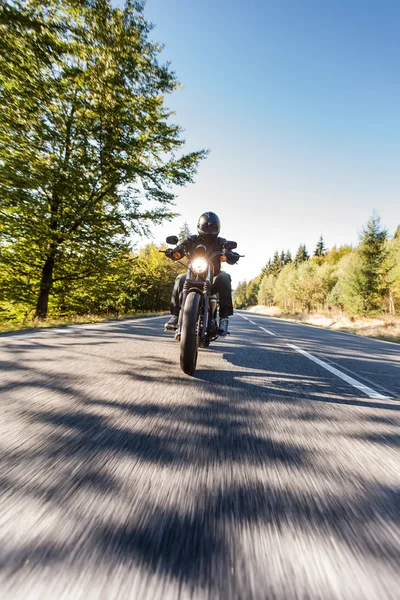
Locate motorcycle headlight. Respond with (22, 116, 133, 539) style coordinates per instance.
(191, 257, 208, 274)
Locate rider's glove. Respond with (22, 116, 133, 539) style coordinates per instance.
(226, 251, 240, 265)
(165, 248, 174, 259)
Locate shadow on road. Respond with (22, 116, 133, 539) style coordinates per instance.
(1, 319, 400, 594)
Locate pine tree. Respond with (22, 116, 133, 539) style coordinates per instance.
(294, 244, 309, 265)
(314, 235, 327, 257)
(284, 250, 292, 264)
(269, 251, 285, 275)
(394, 225, 400, 239)
(357, 213, 389, 313)
(178, 222, 192, 242)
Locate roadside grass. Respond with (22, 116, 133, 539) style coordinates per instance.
(0, 311, 168, 334)
(245, 305, 400, 344)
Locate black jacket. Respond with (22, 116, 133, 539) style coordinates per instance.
(175, 235, 239, 275)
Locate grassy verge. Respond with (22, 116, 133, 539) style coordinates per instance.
(245, 305, 400, 344)
(0, 311, 168, 334)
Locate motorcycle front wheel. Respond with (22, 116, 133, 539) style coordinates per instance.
(180, 291, 201, 375)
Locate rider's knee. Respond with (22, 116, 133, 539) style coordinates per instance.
(218, 272, 231, 281)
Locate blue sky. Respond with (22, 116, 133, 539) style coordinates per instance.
(116, 0, 400, 285)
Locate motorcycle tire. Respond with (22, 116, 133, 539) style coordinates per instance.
(180, 291, 201, 375)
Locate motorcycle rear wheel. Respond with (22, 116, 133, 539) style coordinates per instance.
(180, 292, 201, 375)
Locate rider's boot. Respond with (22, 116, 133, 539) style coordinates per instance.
(165, 315, 179, 331)
(217, 317, 229, 337)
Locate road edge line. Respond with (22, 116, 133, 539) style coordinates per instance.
(236, 312, 392, 401)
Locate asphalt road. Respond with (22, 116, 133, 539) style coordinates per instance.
(0, 312, 399, 599)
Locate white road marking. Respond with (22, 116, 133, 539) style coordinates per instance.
(286, 344, 390, 400)
(259, 326, 276, 336)
(236, 312, 391, 401)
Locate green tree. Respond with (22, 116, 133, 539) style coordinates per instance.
(284, 250, 292, 264)
(178, 221, 192, 242)
(324, 245, 352, 266)
(314, 235, 327, 257)
(295, 262, 335, 311)
(258, 274, 276, 306)
(294, 244, 309, 265)
(0, 0, 206, 319)
(386, 236, 400, 314)
(234, 280, 247, 308)
(246, 276, 261, 306)
(274, 263, 298, 312)
(357, 213, 389, 313)
(327, 252, 364, 315)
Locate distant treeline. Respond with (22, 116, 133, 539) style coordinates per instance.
(235, 215, 400, 316)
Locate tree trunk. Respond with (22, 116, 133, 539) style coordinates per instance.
(35, 253, 56, 319)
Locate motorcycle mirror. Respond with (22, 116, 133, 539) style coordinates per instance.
(166, 235, 179, 245)
(225, 241, 237, 250)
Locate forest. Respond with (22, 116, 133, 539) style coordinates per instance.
(234, 215, 400, 317)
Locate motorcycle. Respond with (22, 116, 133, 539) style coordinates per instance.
(162, 235, 241, 375)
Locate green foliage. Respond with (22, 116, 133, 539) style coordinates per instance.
(178, 221, 192, 242)
(0, 0, 206, 319)
(357, 214, 389, 313)
(326, 253, 365, 315)
(246, 276, 260, 306)
(258, 274, 276, 306)
(324, 245, 353, 265)
(314, 235, 327, 257)
(295, 262, 335, 311)
(294, 244, 309, 265)
(274, 263, 298, 312)
(237, 213, 399, 317)
(233, 280, 247, 309)
(0, 242, 184, 321)
(387, 236, 400, 314)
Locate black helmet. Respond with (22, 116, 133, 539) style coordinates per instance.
(197, 212, 221, 240)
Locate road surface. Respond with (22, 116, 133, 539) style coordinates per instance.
(0, 311, 399, 599)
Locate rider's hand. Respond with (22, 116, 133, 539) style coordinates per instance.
(226, 251, 240, 264)
(165, 248, 174, 259)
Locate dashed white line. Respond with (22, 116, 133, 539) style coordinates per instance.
(287, 343, 390, 400)
(237, 312, 391, 401)
(259, 326, 276, 336)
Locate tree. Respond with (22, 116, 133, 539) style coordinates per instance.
(295, 262, 335, 311)
(386, 236, 400, 314)
(324, 245, 352, 266)
(327, 252, 364, 315)
(258, 274, 276, 306)
(178, 221, 192, 242)
(234, 281, 247, 308)
(270, 251, 284, 276)
(284, 250, 292, 264)
(314, 235, 327, 257)
(357, 213, 389, 313)
(274, 263, 298, 312)
(294, 244, 309, 265)
(246, 276, 261, 306)
(394, 225, 400, 239)
(0, 0, 206, 318)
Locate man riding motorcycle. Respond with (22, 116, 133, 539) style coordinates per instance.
(165, 212, 240, 336)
